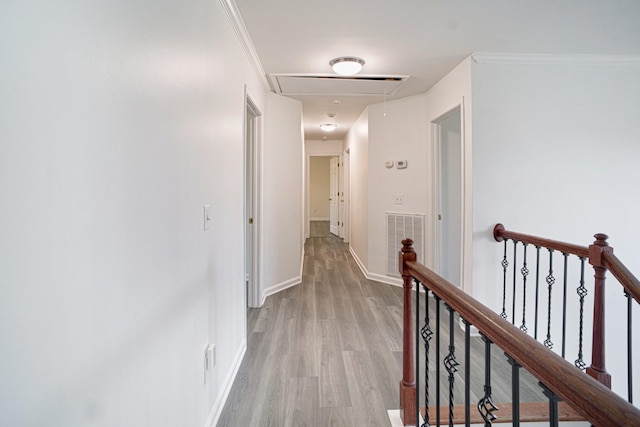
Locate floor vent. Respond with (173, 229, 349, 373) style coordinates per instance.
(387, 213, 425, 277)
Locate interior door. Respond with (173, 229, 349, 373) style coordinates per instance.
(437, 107, 462, 287)
(329, 156, 339, 236)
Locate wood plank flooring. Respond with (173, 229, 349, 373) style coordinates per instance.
(218, 222, 546, 427)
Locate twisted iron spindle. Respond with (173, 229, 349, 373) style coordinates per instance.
(520, 243, 529, 333)
(561, 253, 569, 358)
(414, 279, 422, 427)
(626, 290, 634, 404)
(501, 239, 509, 319)
(464, 320, 471, 427)
(512, 240, 518, 325)
(544, 249, 555, 349)
(506, 354, 521, 427)
(420, 282, 433, 426)
(478, 335, 498, 426)
(444, 304, 459, 426)
(575, 257, 587, 370)
(534, 246, 541, 340)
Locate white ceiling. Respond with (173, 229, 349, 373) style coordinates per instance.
(233, 0, 640, 141)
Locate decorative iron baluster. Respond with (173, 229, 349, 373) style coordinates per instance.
(501, 239, 509, 319)
(444, 304, 459, 426)
(421, 283, 433, 426)
(506, 354, 521, 427)
(575, 257, 587, 370)
(435, 295, 442, 425)
(561, 253, 569, 358)
(534, 246, 541, 340)
(540, 382, 560, 427)
(520, 243, 529, 333)
(512, 240, 518, 325)
(464, 320, 471, 427)
(544, 249, 555, 349)
(478, 335, 498, 426)
(414, 278, 422, 427)
(626, 290, 633, 404)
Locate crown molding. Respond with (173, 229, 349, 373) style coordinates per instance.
(471, 53, 640, 66)
(219, 0, 270, 90)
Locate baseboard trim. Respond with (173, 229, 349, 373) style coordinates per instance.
(348, 246, 403, 287)
(261, 275, 302, 306)
(205, 339, 247, 427)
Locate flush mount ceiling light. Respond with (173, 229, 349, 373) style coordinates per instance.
(329, 56, 365, 76)
(320, 123, 337, 132)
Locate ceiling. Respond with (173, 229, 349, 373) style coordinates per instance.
(233, 0, 640, 141)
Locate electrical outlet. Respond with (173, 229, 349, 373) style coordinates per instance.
(394, 194, 404, 205)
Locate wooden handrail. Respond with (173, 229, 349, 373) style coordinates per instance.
(603, 251, 640, 304)
(493, 223, 589, 258)
(401, 239, 640, 427)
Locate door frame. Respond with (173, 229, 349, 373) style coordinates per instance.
(430, 99, 469, 292)
(244, 89, 262, 309)
(305, 151, 342, 239)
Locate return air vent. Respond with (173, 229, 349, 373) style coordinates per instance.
(387, 213, 425, 277)
(269, 74, 409, 96)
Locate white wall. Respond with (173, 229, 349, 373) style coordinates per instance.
(260, 92, 304, 301)
(0, 1, 300, 425)
(366, 94, 429, 284)
(345, 110, 370, 269)
(309, 157, 331, 219)
(469, 56, 640, 399)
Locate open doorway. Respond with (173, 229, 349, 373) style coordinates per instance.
(308, 156, 338, 237)
(432, 106, 463, 287)
(245, 92, 261, 309)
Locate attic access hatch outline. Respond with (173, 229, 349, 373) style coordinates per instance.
(268, 74, 410, 96)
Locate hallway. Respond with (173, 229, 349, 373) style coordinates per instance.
(218, 222, 404, 426)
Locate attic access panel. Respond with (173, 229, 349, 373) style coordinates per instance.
(269, 74, 409, 96)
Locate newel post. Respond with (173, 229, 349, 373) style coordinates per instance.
(399, 238, 417, 426)
(587, 233, 612, 388)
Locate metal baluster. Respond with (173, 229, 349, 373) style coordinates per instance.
(544, 250, 555, 349)
(415, 279, 422, 427)
(561, 253, 569, 358)
(626, 290, 633, 404)
(575, 257, 587, 370)
(512, 240, 518, 325)
(464, 320, 470, 427)
(540, 383, 560, 427)
(520, 243, 529, 333)
(422, 284, 433, 426)
(506, 354, 521, 427)
(534, 246, 541, 340)
(478, 336, 497, 426)
(501, 239, 509, 319)
(435, 296, 441, 426)
(444, 305, 459, 426)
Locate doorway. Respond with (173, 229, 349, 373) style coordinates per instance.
(307, 155, 340, 238)
(433, 106, 463, 287)
(245, 93, 261, 309)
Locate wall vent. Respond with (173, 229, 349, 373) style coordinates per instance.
(387, 213, 425, 277)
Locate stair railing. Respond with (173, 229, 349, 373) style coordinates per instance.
(398, 228, 640, 427)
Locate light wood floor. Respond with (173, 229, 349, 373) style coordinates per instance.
(217, 222, 544, 426)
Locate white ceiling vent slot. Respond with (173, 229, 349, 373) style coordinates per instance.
(269, 74, 409, 96)
(387, 213, 425, 277)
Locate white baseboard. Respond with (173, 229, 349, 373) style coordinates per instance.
(261, 275, 301, 306)
(205, 339, 247, 427)
(348, 246, 403, 287)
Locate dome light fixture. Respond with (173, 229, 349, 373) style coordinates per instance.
(329, 56, 365, 76)
(320, 123, 337, 132)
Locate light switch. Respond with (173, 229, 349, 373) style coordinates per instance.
(204, 204, 211, 231)
(394, 194, 404, 205)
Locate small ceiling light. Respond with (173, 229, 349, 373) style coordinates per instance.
(320, 123, 337, 132)
(330, 57, 365, 76)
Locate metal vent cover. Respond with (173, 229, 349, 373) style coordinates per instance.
(269, 74, 409, 96)
(387, 212, 425, 277)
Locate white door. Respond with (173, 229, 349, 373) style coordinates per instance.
(436, 107, 462, 287)
(329, 156, 339, 236)
(245, 96, 260, 308)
